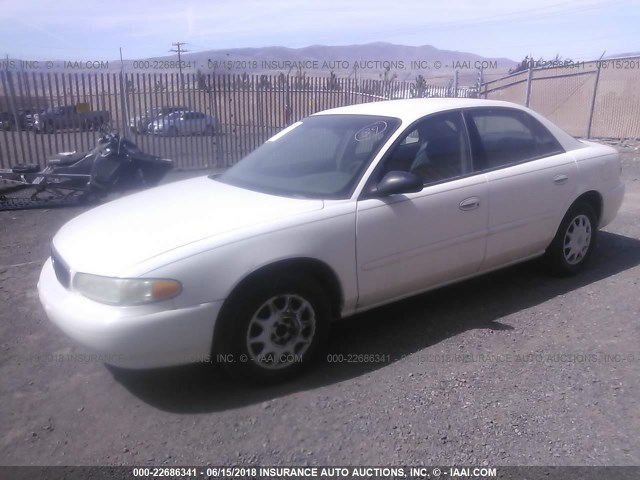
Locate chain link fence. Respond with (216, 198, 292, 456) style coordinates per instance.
(481, 56, 640, 139)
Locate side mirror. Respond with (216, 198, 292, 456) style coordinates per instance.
(375, 171, 423, 197)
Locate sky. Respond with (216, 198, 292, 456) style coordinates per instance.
(0, 0, 638, 62)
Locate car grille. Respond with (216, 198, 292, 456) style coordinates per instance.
(51, 248, 71, 289)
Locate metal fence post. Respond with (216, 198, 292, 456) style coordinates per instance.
(453, 70, 459, 98)
(285, 75, 291, 125)
(587, 60, 603, 139)
(5, 72, 21, 133)
(118, 72, 128, 138)
(477, 67, 484, 98)
(0, 71, 21, 165)
(118, 48, 129, 138)
(211, 74, 223, 168)
(5, 71, 25, 164)
(525, 60, 533, 107)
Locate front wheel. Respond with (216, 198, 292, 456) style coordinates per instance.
(214, 275, 330, 383)
(545, 202, 597, 276)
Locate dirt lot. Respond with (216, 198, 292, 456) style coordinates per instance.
(1, 146, 639, 466)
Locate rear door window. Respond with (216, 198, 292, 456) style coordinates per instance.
(465, 108, 564, 171)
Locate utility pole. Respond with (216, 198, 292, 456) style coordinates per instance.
(170, 42, 188, 74)
(170, 42, 188, 103)
(170, 43, 188, 76)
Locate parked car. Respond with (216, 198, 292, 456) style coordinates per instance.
(0, 112, 11, 131)
(38, 98, 625, 383)
(0, 109, 39, 130)
(129, 106, 187, 134)
(34, 104, 110, 133)
(21, 108, 45, 130)
(150, 110, 216, 136)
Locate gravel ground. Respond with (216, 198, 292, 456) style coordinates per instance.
(1, 146, 639, 466)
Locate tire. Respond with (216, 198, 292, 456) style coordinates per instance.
(214, 274, 331, 383)
(46, 121, 56, 134)
(204, 124, 215, 136)
(545, 201, 597, 276)
(168, 126, 178, 137)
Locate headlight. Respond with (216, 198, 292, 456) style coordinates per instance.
(73, 273, 182, 305)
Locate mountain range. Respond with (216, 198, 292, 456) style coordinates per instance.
(4, 43, 518, 86)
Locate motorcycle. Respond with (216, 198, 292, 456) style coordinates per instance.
(0, 126, 173, 210)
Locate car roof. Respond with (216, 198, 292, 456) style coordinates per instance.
(313, 98, 582, 151)
(314, 98, 527, 123)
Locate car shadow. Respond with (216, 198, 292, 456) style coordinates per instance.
(109, 231, 640, 413)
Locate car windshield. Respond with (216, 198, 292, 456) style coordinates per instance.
(216, 114, 401, 199)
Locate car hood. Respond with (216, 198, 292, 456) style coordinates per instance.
(52, 176, 324, 276)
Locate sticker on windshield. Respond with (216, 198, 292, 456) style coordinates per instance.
(354, 121, 388, 142)
(267, 121, 303, 142)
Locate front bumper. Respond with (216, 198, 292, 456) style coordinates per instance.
(38, 258, 223, 369)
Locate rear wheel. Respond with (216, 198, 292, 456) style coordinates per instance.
(545, 201, 597, 276)
(214, 275, 330, 383)
(168, 126, 178, 137)
(204, 124, 215, 136)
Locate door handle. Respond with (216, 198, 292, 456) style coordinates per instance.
(459, 197, 480, 211)
(553, 174, 569, 185)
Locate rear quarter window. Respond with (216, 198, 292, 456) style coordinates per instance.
(466, 108, 564, 170)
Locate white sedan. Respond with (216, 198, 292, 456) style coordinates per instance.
(150, 111, 216, 136)
(38, 98, 625, 382)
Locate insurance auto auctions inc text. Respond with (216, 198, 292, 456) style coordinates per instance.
(207, 59, 498, 71)
(229, 466, 497, 478)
